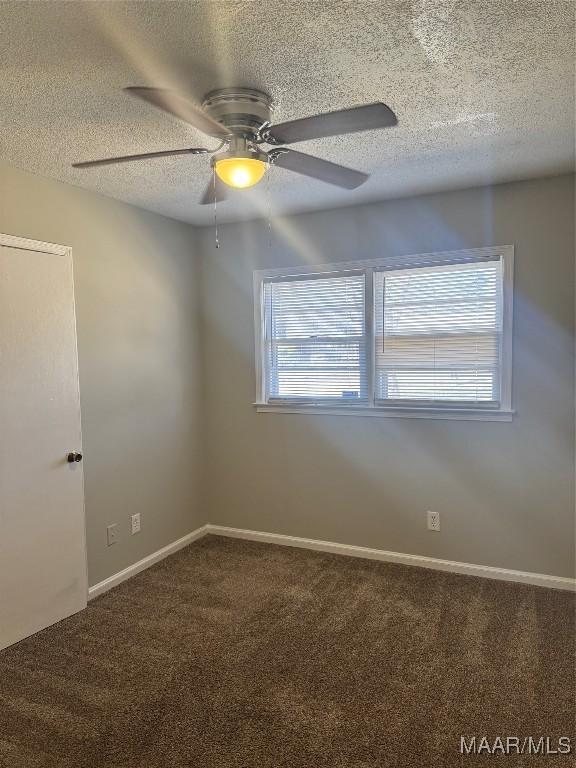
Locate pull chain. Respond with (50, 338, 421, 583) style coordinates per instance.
(267, 162, 273, 250)
(213, 166, 220, 249)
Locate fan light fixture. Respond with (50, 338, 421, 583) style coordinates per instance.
(212, 137, 268, 189)
(215, 156, 267, 189)
(73, 86, 399, 204)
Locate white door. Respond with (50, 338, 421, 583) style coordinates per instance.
(0, 234, 87, 651)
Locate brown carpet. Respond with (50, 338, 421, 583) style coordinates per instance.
(0, 535, 574, 768)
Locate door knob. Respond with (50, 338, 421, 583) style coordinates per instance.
(67, 452, 83, 463)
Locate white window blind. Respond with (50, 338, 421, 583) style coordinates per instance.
(374, 259, 502, 404)
(263, 273, 367, 401)
(255, 246, 513, 419)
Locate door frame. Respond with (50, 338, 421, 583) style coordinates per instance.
(0, 232, 88, 601)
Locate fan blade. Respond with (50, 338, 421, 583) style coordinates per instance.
(270, 149, 368, 189)
(200, 174, 228, 204)
(264, 103, 397, 145)
(73, 147, 209, 169)
(126, 87, 230, 139)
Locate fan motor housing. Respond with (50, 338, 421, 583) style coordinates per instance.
(202, 88, 273, 138)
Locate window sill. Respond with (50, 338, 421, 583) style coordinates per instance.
(253, 403, 514, 422)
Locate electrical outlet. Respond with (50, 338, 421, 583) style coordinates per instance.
(106, 524, 118, 546)
(131, 513, 141, 535)
(427, 510, 441, 532)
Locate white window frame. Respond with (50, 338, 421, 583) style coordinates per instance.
(253, 245, 514, 421)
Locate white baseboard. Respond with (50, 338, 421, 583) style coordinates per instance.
(88, 525, 210, 600)
(206, 525, 576, 592)
(87, 522, 575, 598)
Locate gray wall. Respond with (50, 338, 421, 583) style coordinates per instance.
(198, 175, 575, 579)
(1, 164, 573, 584)
(0, 161, 203, 586)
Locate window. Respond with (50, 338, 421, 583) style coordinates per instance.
(254, 246, 513, 420)
(263, 273, 367, 402)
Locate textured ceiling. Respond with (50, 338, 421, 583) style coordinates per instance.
(0, 1, 574, 225)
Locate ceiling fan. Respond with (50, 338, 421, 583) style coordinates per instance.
(73, 87, 398, 203)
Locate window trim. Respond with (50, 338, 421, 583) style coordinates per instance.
(253, 245, 514, 421)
